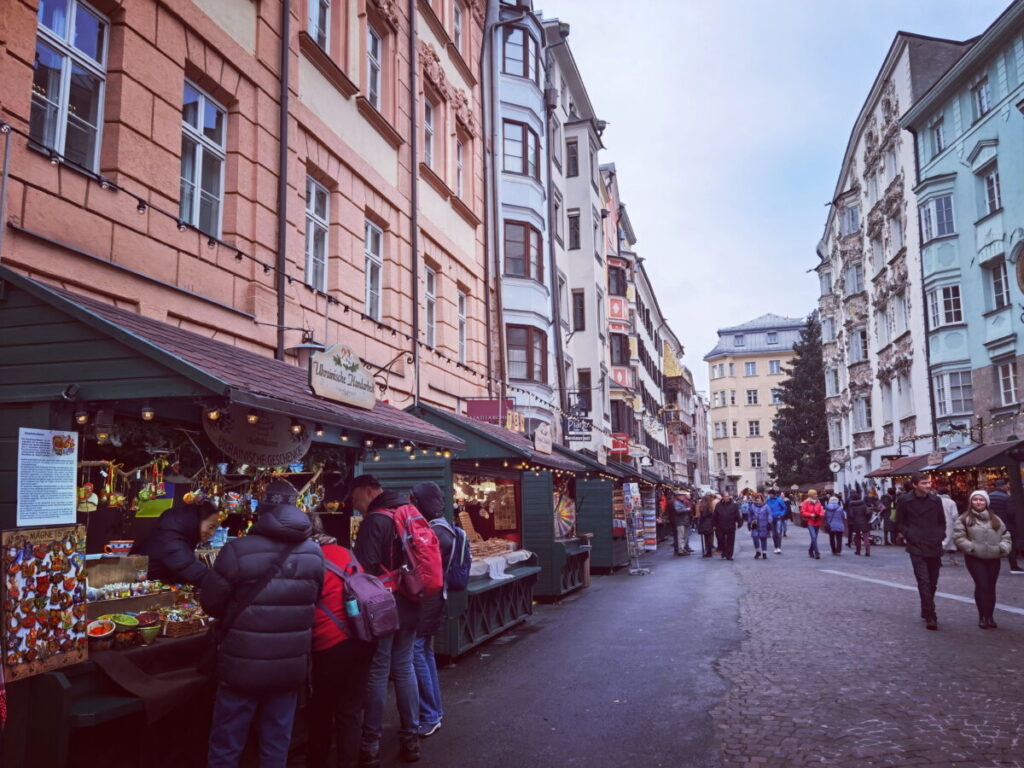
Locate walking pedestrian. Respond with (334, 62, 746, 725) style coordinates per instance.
(200, 481, 324, 768)
(988, 478, 1023, 574)
(936, 484, 960, 567)
(847, 491, 871, 556)
(824, 495, 846, 556)
(953, 490, 1012, 629)
(697, 495, 716, 558)
(767, 489, 788, 554)
(895, 472, 946, 630)
(882, 487, 898, 545)
(350, 475, 423, 766)
(748, 493, 771, 559)
(713, 492, 741, 561)
(669, 491, 694, 556)
(306, 515, 377, 768)
(800, 490, 824, 559)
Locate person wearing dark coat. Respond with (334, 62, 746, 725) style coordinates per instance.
(988, 479, 1022, 573)
(132, 501, 219, 586)
(895, 472, 946, 630)
(409, 481, 452, 738)
(350, 475, 421, 766)
(712, 493, 741, 560)
(846, 492, 872, 556)
(200, 481, 324, 768)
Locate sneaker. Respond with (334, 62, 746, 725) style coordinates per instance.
(419, 721, 442, 738)
(400, 735, 421, 762)
(774, 548, 782, 554)
(1009, 568, 1024, 574)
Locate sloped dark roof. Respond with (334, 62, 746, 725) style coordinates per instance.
(719, 314, 806, 333)
(5, 267, 463, 449)
(941, 441, 1020, 471)
(865, 453, 929, 478)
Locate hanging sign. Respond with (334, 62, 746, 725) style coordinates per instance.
(204, 405, 312, 466)
(17, 428, 78, 527)
(310, 345, 376, 410)
(611, 434, 630, 454)
(505, 410, 526, 432)
(533, 423, 553, 454)
(565, 416, 593, 443)
(927, 451, 943, 467)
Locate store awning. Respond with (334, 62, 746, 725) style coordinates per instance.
(607, 460, 640, 480)
(552, 445, 622, 478)
(940, 441, 1022, 471)
(922, 444, 977, 471)
(410, 404, 588, 472)
(865, 453, 930, 478)
(2, 267, 464, 450)
(641, 469, 665, 486)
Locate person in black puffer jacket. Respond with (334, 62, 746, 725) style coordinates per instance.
(132, 501, 219, 586)
(201, 481, 323, 768)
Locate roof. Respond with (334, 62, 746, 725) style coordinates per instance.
(865, 453, 930, 478)
(941, 441, 1021, 471)
(552, 445, 623, 477)
(5, 267, 464, 450)
(718, 314, 806, 333)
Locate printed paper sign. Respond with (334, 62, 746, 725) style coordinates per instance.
(17, 428, 78, 527)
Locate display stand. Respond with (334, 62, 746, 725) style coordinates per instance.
(622, 482, 650, 575)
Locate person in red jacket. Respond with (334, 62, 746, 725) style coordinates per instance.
(801, 490, 825, 560)
(306, 515, 376, 768)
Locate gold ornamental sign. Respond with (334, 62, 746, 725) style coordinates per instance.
(310, 345, 376, 410)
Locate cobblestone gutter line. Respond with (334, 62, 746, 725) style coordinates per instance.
(710, 559, 1024, 768)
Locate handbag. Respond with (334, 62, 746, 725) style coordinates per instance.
(198, 541, 298, 676)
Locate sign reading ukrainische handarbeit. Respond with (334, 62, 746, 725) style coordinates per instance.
(533, 422, 553, 454)
(17, 428, 79, 527)
(310, 345, 376, 410)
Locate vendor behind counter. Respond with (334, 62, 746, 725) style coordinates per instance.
(131, 501, 219, 586)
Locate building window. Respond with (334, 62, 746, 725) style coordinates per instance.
(455, 138, 465, 197)
(309, 0, 330, 48)
(972, 78, 991, 119)
(889, 216, 904, 253)
(568, 212, 581, 250)
(825, 368, 840, 397)
(734, 335, 745, 347)
(933, 370, 973, 416)
(572, 290, 585, 331)
(853, 396, 872, 431)
(927, 285, 963, 328)
(745, 362, 756, 376)
(367, 25, 383, 110)
(984, 166, 1001, 215)
(304, 177, 329, 291)
(29, 0, 108, 170)
(748, 420, 760, 437)
(552, 192, 563, 242)
(424, 267, 436, 348)
(894, 292, 909, 335)
(731, 421, 738, 437)
(453, 2, 463, 52)
(576, 370, 592, 412)
(750, 451, 763, 468)
(746, 389, 758, 405)
(566, 139, 579, 177)
(845, 262, 864, 295)
(878, 308, 891, 346)
(714, 422, 725, 439)
(987, 258, 1010, 311)
(822, 315, 835, 342)
(729, 390, 736, 406)
(502, 27, 538, 83)
(999, 361, 1017, 407)
(931, 119, 944, 155)
(870, 236, 884, 272)
(728, 363, 735, 377)
(507, 325, 546, 382)
(712, 392, 723, 408)
(423, 100, 435, 168)
(768, 360, 781, 375)
(867, 173, 879, 206)
(503, 120, 539, 178)
(767, 332, 778, 345)
(610, 333, 630, 366)
(734, 452, 741, 468)
(920, 195, 955, 242)
(608, 265, 627, 296)
(503, 221, 543, 281)
(457, 290, 467, 363)
(819, 269, 832, 296)
(848, 327, 869, 363)
(771, 388, 783, 404)
(839, 205, 860, 236)
(364, 221, 383, 320)
(611, 400, 633, 435)
(180, 82, 226, 236)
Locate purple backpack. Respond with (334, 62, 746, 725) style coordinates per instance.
(318, 559, 399, 643)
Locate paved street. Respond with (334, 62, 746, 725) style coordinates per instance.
(371, 533, 1024, 768)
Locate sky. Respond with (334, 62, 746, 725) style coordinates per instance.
(538, 0, 1010, 393)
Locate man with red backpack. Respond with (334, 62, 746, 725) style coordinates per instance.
(350, 474, 441, 766)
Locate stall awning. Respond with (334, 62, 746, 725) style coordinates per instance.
(2, 267, 464, 450)
(922, 444, 977, 471)
(410, 404, 588, 472)
(865, 453, 930, 478)
(607, 460, 640, 480)
(641, 469, 666, 486)
(940, 441, 1022, 471)
(552, 445, 621, 477)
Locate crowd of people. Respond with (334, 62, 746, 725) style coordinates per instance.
(667, 474, 1022, 631)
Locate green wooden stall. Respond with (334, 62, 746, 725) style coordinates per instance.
(555, 446, 628, 572)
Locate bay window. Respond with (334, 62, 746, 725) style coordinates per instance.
(503, 220, 543, 281)
(927, 285, 963, 328)
(933, 370, 973, 416)
(920, 195, 955, 242)
(507, 325, 546, 382)
(503, 120, 539, 178)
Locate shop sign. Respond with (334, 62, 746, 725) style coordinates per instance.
(596, 444, 608, 465)
(204, 405, 312, 466)
(610, 367, 633, 388)
(17, 428, 78, 527)
(611, 433, 630, 454)
(878, 458, 892, 472)
(534, 422, 553, 454)
(640, 456, 653, 467)
(309, 345, 376, 410)
(467, 398, 514, 425)
(565, 416, 593, 443)
(628, 443, 649, 458)
(928, 451, 943, 467)
(505, 410, 526, 432)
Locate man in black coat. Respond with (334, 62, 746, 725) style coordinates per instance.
(133, 501, 219, 586)
(350, 475, 421, 766)
(200, 481, 324, 768)
(988, 478, 1022, 573)
(713, 492, 741, 560)
(895, 472, 945, 629)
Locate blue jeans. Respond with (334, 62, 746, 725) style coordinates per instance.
(412, 636, 443, 727)
(362, 628, 418, 747)
(771, 519, 783, 549)
(207, 685, 298, 768)
(753, 534, 769, 553)
(808, 525, 820, 555)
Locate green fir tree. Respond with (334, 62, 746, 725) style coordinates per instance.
(769, 312, 830, 487)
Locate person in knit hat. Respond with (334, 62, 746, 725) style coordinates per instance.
(953, 489, 1012, 629)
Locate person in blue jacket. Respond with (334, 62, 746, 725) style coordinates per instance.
(824, 495, 847, 556)
(766, 489, 788, 554)
(749, 493, 772, 559)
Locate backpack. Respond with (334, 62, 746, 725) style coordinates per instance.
(318, 558, 400, 643)
(372, 504, 444, 601)
(430, 518, 471, 593)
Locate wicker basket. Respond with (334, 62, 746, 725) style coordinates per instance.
(162, 616, 207, 638)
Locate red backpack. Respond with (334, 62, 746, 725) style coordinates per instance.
(372, 504, 444, 601)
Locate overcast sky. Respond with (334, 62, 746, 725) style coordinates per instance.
(538, 0, 1010, 393)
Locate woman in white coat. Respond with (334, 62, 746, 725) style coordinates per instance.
(953, 490, 1012, 629)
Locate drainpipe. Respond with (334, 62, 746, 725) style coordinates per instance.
(478, 18, 493, 398)
(275, 1, 291, 361)
(409, 0, 421, 404)
(0, 125, 11, 264)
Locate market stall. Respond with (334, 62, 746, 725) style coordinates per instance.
(553, 446, 626, 573)
(926, 441, 1022, 515)
(0, 267, 464, 767)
